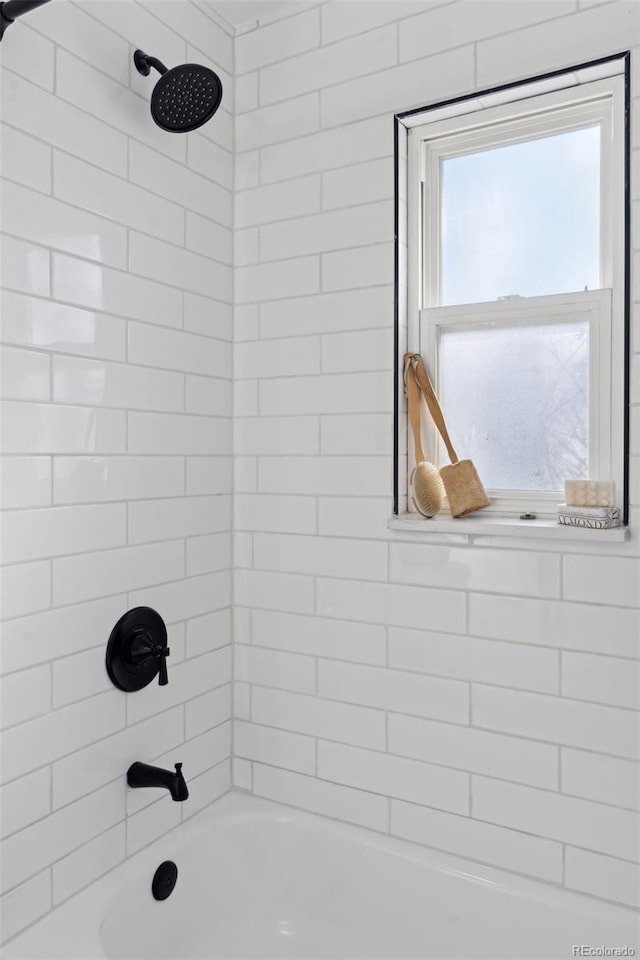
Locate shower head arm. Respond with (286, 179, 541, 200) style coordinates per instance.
(0, 0, 53, 41)
(133, 49, 168, 77)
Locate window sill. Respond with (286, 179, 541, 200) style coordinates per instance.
(388, 513, 629, 542)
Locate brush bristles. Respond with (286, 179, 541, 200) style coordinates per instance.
(410, 462, 444, 518)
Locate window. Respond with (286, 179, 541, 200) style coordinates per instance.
(428, 290, 609, 495)
(399, 59, 628, 520)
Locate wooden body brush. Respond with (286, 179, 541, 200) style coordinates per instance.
(406, 353, 490, 518)
(405, 354, 444, 517)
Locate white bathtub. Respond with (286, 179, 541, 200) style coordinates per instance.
(4, 793, 637, 959)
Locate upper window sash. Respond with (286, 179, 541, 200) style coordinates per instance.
(408, 75, 624, 310)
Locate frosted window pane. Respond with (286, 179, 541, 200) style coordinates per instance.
(438, 321, 589, 490)
(440, 126, 600, 305)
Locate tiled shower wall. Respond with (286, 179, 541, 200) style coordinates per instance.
(232, 0, 640, 910)
(0, 0, 639, 945)
(0, 1, 233, 941)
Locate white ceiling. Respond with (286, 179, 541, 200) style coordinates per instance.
(205, 1, 288, 26)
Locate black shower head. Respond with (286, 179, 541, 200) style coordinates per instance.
(134, 49, 223, 134)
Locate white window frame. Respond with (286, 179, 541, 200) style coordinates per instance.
(406, 71, 626, 520)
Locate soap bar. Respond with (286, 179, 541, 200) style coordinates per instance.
(557, 504, 621, 529)
(564, 480, 615, 508)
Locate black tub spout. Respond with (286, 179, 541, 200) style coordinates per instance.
(127, 762, 189, 801)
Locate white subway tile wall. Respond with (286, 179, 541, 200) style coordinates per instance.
(232, 0, 640, 915)
(0, 1, 233, 942)
(0, 0, 639, 946)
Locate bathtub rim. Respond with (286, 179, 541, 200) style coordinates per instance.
(3, 789, 638, 959)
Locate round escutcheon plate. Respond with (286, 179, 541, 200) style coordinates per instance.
(105, 606, 168, 693)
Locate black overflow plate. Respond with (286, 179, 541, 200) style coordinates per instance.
(152, 861, 178, 901)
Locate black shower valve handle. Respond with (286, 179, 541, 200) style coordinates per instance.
(129, 629, 170, 685)
(146, 640, 170, 686)
(157, 645, 170, 686)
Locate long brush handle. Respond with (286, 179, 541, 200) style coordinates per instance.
(2, 0, 52, 19)
(404, 356, 425, 464)
(407, 353, 459, 465)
